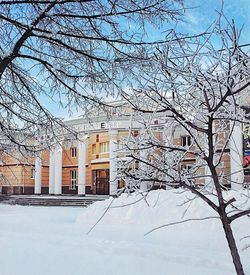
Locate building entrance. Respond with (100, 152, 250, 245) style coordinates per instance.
(92, 169, 109, 195)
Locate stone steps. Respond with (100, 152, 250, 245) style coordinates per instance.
(0, 195, 11, 202)
(0, 195, 106, 207)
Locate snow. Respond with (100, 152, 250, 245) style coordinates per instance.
(0, 189, 250, 275)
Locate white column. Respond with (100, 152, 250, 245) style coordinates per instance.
(140, 147, 148, 191)
(78, 136, 88, 196)
(109, 130, 118, 195)
(34, 153, 42, 194)
(230, 122, 244, 190)
(164, 126, 173, 189)
(204, 138, 213, 189)
(49, 147, 55, 194)
(204, 163, 212, 187)
(54, 143, 63, 195)
(204, 122, 217, 190)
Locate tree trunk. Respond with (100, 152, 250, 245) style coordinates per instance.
(221, 216, 245, 275)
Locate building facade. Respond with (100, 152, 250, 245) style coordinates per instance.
(0, 105, 249, 195)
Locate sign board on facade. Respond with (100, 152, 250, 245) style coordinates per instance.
(243, 124, 250, 175)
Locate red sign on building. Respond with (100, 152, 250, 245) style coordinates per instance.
(243, 124, 250, 175)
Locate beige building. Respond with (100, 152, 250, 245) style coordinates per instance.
(0, 104, 249, 195)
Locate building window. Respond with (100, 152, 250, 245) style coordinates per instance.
(71, 147, 77, 158)
(70, 170, 77, 190)
(118, 179, 125, 189)
(180, 164, 195, 186)
(31, 167, 35, 179)
(117, 140, 127, 153)
(92, 144, 97, 154)
(181, 164, 192, 171)
(181, 136, 191, 147)
(96, 134, 99, 142)
(100, 142, 109, 153)
(132, 130, 139, 137)
(117, 140, 122, 150)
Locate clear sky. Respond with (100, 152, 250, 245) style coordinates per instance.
(180, 0, 250, 43)
(45, 0, 250, 120)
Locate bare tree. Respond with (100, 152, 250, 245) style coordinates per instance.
(0, 0, 184, 152)
(120, 14, 250, 275)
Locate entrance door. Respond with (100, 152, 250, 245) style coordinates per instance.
(92, 169, 109, 195)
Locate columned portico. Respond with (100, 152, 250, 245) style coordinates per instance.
(54, 143, 63, 195)
(49, 147, 55, 194)
(230, 122, 244, 190)
(34, 153, 42, 194)
(78, 135, 88, 196)
(109, 129, 118, 195)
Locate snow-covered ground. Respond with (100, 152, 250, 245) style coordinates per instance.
(0, 189, 250, 275)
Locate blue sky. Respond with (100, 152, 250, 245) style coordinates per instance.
(46, 0, 250, 119)
(180, 0, 250, 42)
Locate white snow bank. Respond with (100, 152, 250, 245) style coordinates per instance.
(76, 189, 250, 274)
(0, 189, 250, 275)
(77, 189, 250, 229)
